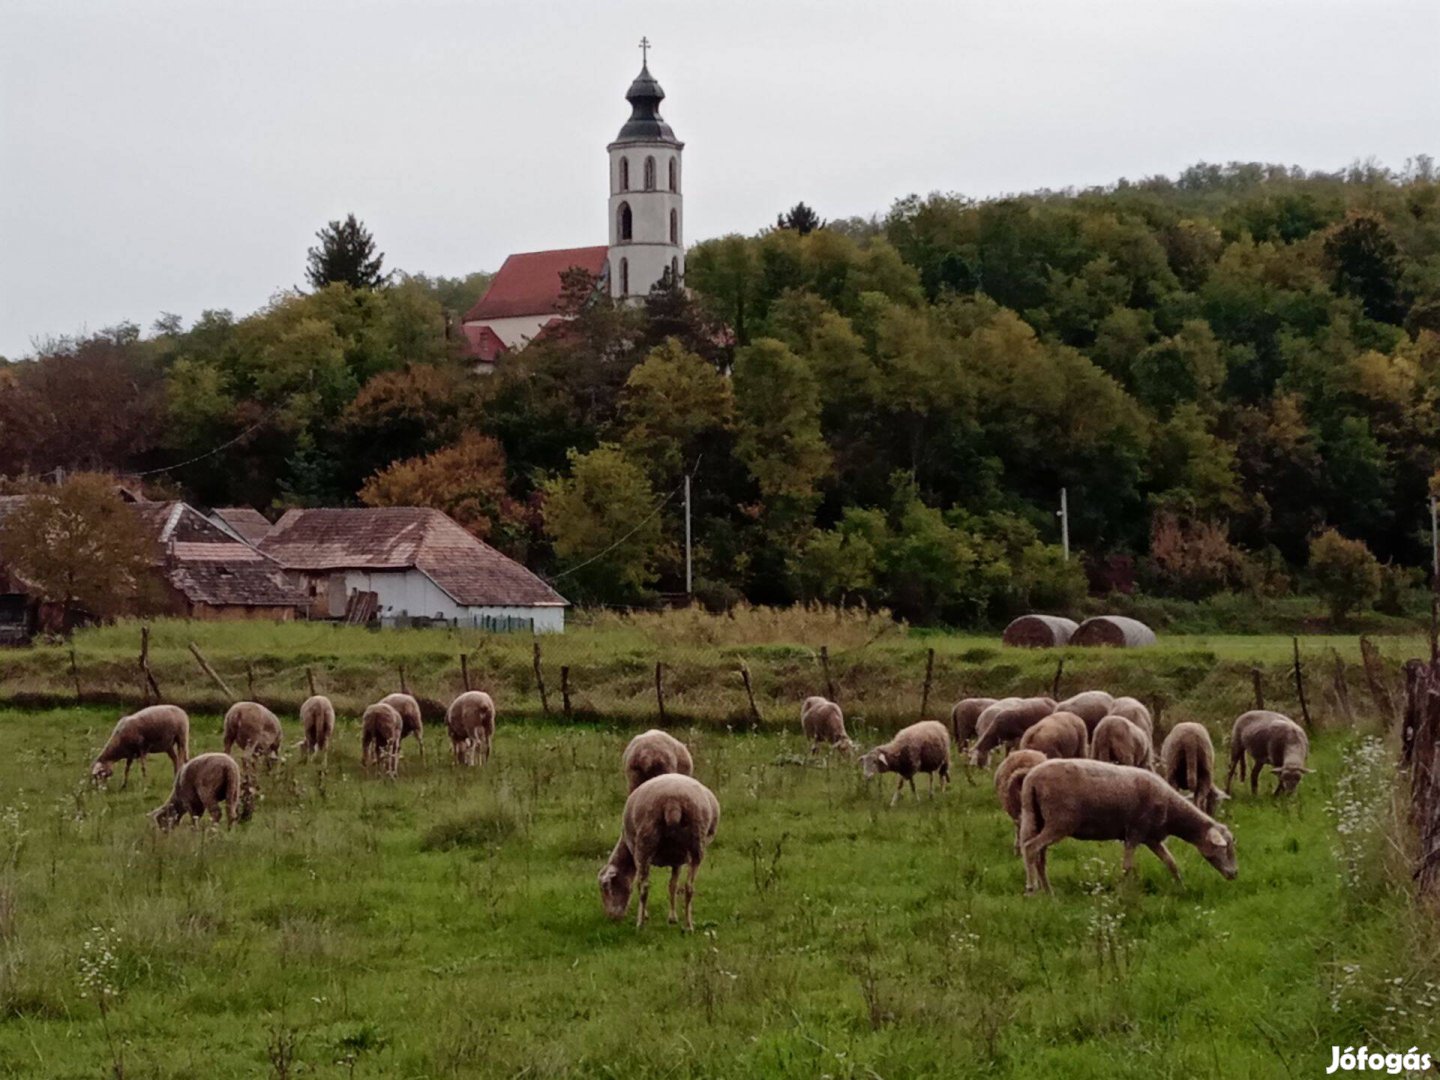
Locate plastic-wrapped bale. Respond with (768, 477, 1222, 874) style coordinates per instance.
(1071, 616, 1157, 648)
(1002, 614, 1079, 648)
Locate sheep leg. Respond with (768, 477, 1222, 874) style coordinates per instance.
(890, 777, 905, 806)
(1021, 832, 1062, 894)
(139, 756, 148, 779)
(1148, 841, 1183, 884)
(927, 773, 935, 798)
(121, 759, 132, 790)
(1122, 842, 1137, 875)
(635, 860, 652, 928)
(683, 860, 698, 932)
(667, 866, 680, 925)
(225, 788, 236, 828)
(908, 776, 919, 801)
(1250, 759, 1262, 796)
(1013, 820, 1023, 856)
(416, 731, 425, 762)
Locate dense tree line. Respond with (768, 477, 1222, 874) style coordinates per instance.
(2, 161, 1437, 624)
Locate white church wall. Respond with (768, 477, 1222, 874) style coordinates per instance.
(468, 313, 556, 349)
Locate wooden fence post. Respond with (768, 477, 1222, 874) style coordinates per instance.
(397, 664, 409, 695)
(1358, 636, 1395, 725)
(1051, 658, 1065, 701)
(820, 645, 837, 703)
(560, 665, 573, 718)
(138, 625, 162, 703)
(246, 661, 256, 702)
(69, 646, 82, 704)
(1330, 649, 1354, 726)
(306, 667, 318, 698)
(739, 661, 762, 730)
(655, 662, 667, 726)
(1293, 637, 1313, 732)
(187, 642, 235, 700)
(1250, 667, 1265, 711)
(533, 640, 550, 715)
(919, 647, 935, 720)
(460, 654, 472, 693)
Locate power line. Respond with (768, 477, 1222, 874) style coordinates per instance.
(130, 401, 287, 477)
(547, 480, 682, 583)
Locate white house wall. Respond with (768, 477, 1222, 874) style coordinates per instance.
(466, 313, 557, 349)
(344, 569, 565, 632)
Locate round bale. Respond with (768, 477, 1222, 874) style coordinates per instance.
(1002, 614, 1079, 648)
(1071, 616, 1157, 648)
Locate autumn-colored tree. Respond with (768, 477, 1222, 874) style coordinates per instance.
(0, 475, 160, 622)
(1309, 528, 1382, 624)
(359, 433, 518, 545)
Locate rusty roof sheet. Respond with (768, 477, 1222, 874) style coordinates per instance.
(260, 507, 568, 608)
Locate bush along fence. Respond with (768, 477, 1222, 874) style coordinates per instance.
(0, 624, 1417, 739)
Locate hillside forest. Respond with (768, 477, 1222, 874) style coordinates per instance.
(2, 161, 1439, 627)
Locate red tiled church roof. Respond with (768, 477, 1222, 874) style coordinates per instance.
(460, 323, 508, 363)
(463, 246, 608, 321)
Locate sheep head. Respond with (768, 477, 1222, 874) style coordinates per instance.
(597, 861, 635, 920)
(1196, 824, 1238, 880)
(149, 803, 182, 832)
(1276, 765, 1313, 794)
(89, 760, 113, 785)
(859, 749, 889, 779)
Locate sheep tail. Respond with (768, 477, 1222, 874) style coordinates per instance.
(1185, 750, 1198, 795)
(663, 801, 683, 827)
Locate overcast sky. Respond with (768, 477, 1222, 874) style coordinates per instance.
(2, 0, 1436, 358)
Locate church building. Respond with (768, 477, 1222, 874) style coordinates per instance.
(461, 49, 685, 369)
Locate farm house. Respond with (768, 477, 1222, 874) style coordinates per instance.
(258, 506, 569, 632)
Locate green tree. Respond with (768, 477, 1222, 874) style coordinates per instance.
(1309, 528, 1382, 623)
(305, 213, 386, 291)
(618, 339, 734, 486)
(732, 339, 830, 522)
(777, 202, 824, 235)
(1323, 211, 1405, 324)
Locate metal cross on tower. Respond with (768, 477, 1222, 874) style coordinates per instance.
(639, 36, 650, 65)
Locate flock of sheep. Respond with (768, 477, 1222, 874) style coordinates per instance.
(84, 681, 1314, 929)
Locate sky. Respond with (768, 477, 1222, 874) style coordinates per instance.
(1, 0, 1436, 359)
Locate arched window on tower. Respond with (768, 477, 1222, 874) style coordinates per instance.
(668, 157, 677, 192)
(617, 202, 632, 243)
(644, 156, 656, 190)
(669, 208, 678, 245)
(619, 157, 630, 191)
(619, 257, 629, 296)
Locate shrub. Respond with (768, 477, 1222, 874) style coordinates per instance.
(1309, 529, 1382, 624)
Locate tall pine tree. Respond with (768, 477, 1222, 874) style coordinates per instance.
(305, 213, 386, 291)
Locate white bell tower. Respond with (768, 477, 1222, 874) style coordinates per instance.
(607, 39, 684, 302)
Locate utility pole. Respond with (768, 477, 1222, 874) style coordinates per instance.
(684, 473, 693, 596)
(1058, 487, 1070, 561)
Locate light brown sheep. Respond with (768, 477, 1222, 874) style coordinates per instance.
(994, 749, 1049, 853)
(950, 697, 998, 748)
(1018, 758, 1238, 893)
(800, 696, 853, 751)
(1055, 690, 1115, 735)
(1090, 714, 1154, 769)
(222, 701, 282, 762)
(622, 729, 694, 793)
(860, 720, 952, 805)
(381, 692, 425, 761)
(970, 697, 1055, 767)
(149, 752, 241, 831)
(299, 695, 335, 756)
(1108, 696, 1154, 739)
(445, 691, 496, 767)
(1160, 722, 1227, 816)
(598, 773, 720, 931)
(361, 702, 402, 778)
(1226, 710, 1312, 795)
(1018, 710, 1088, 759)
(90, 705, 190, 787)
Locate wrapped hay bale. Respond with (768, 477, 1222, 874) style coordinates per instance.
(1071, 616, 1157, 648)
(1001, 615, 1079, 648)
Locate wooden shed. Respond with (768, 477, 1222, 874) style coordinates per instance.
(1071, 616, 1157, 647)
(1001, 614, 1079, 648)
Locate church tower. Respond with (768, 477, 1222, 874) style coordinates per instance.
(607, 42, 684, 301)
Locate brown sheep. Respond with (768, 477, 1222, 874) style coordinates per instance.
(1108, 696, 1154, 739)
(950, 697, 998, 749)
(800, 696, 853, 751)
(1226, 711, 1312, 795)
(149, 752, 241, 831)
(622, 729, 694, 793)
(970, 697, 1055, 767)
(598, 774, 720, 931)
(994, 749, 1049, 853)
(1018, 758, 1238, 894)
(1160, 722, 1227, 816)
(90, 705, 190, 788)
(381, 692, 425, 761)
(361, 702, 402, 778)
(445, 691, 496, 767)
(1090, 714, 1154, 769)
(860, 720, 952, 805)
(299, 695, 335, 756)
(222, 702, 282, 763)
(1018, 711, 1089, 759)
(1055, 690, 1115, 735)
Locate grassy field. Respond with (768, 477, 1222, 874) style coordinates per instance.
(0, 701, 1434, 1078)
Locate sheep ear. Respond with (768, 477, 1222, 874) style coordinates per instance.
(877, 751, 888, 767)
(1302, 767, 1315, 774)
(1213, 789, 1231, 802)
(1206, 827, 1227, 846)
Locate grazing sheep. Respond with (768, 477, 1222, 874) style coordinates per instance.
(1226, 711, 1312, 795)
(970, 698, 1055, 767)
(1090, 715, 1154, 769)
(445, 691, 496, 767)
(90, 705, 190, 788)
(1018, 758, 1238, 893)
(149, 752, 241, 831)
(1108, 696, 1154, 739)
(950, 697, 998, 748)
(223, 702, 283, 762)
(994, 749, 1049, 853)
(381, 692, 425, 761)
(1160, 722, 1227, 816)
(860, 720, 952, 805)
(299, 695, 335, 756)
(1055, 691, 1115, 735)
(1018, 710, 1089, 759)
(623, 729, 694, 793)
(598, 774, 720, 931)
(800, 696, 854, 751)
(361, 702, 403, 778)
